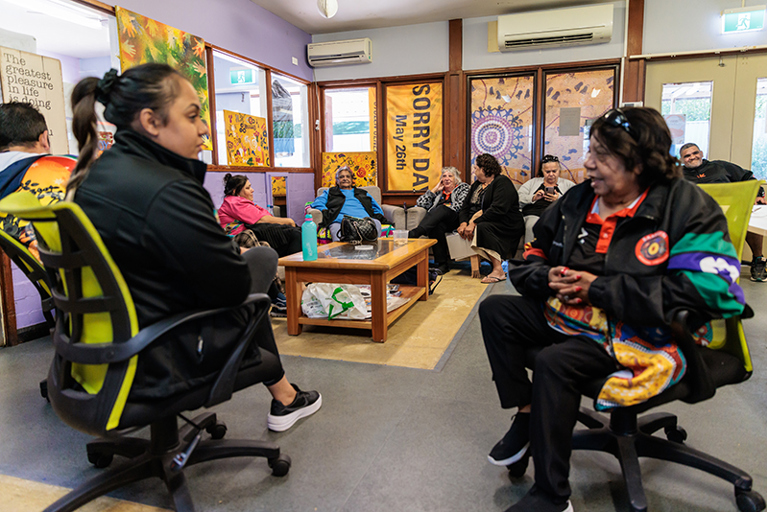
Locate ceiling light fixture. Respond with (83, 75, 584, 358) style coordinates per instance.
(317, 0, 338, 19)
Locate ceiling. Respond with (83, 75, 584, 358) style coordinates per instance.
(248, 0, 610, 35)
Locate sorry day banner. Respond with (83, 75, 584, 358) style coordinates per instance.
(385, 82, 442, 192)
(115, 6, 212, 150)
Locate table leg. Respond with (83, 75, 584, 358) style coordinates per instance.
(416, 252, 429, 301)
(370, 271, 388, 342)
(285, 268, 302, 336)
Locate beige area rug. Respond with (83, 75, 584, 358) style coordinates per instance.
(272, 270, 491, 370)
(0, 474, 170, 512)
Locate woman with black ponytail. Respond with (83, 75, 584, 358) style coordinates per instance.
(68, 64, 321, 432)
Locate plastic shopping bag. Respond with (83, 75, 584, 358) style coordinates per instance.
(301, 283, 367, 320)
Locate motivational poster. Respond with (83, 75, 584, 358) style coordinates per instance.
(0, 47, 68, 154)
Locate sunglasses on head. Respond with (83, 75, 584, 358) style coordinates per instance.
(602, 109, 638, 141)
(541, 155, 559, 164)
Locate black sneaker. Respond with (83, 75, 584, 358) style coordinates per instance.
(505, 485, 573, 512)
(488, 412, 530, 466)
(270, 292, 288, 317)
(750, 256, 766, 282)
(267, 384, 322, 432)
(435, 263, 450, 275)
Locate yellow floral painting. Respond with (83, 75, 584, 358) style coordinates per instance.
(271, 176, 286, 196)
(115, 7, 212, 150)
(321, 152, 377, 188)
(223, 110, 269, 166)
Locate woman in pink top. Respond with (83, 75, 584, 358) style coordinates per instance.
(219, 174, 301, 257)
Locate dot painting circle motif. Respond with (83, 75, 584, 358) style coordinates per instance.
(471, 107, 524, 166)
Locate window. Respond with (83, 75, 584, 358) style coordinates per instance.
(323, 87, 376, 152)
(752, 77, 767, 180)
(212, 50, 268, 166)
(661, 81, 713, 159)
(272, 73, 310, 168)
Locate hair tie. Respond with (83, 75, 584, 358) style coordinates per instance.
(96, 69, 119, 106)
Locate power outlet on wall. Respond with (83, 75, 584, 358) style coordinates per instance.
(292, 57, 298, 65)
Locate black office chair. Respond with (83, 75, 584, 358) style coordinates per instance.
(0, 192, 291, 512)
(509, 181, 765, 512)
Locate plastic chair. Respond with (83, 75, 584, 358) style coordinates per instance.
(0, 192, 290, 512)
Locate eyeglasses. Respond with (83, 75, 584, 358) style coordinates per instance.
(541, 155, 559, 163)
(602, 109, 637, 141)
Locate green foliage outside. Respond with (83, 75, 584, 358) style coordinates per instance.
(661, 98, 712, 121)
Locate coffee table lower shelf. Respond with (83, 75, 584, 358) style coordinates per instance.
(296, 285, 426, 335)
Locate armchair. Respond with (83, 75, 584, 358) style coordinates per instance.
(307, 186, 406, 229)
(0, 192, 291, 512)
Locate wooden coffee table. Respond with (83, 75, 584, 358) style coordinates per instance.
(278, 238, 436, 342)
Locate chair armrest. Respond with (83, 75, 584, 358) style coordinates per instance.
(671, 310, 717, 404)
(406, 206, 428, 231)
(307, 208, 322, 226)
(381, 204, 406, 229)
(53, 294, 271, 366)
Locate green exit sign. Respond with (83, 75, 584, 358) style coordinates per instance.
(722, 6, 765, 34)
(230, 68, 256, 85)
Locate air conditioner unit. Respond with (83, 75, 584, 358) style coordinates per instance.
(307, 38, 372, 67)
(497, 4, 613, 52)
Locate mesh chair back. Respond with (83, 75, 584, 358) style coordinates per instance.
(0, 229, 54, 324)
(698, 181, 762, 372)
(0, 192, 139, 435)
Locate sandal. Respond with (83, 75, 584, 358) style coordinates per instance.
(481, 275, 505, 284)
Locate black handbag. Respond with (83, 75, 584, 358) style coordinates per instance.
(339, 216, 378, 244)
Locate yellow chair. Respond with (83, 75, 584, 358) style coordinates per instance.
(0, 191, 290, 512)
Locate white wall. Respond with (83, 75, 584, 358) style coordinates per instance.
(463, 2, 626, 71)
(644, 0, 767, 55)
(311, 22, 449, 81)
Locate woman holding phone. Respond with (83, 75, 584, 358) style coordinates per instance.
(518, 155, 575, 244)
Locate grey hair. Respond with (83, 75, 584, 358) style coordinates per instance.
(679, 142, 699, 155)
(335, 166, 354, 184)
(441, 166, 462, 184)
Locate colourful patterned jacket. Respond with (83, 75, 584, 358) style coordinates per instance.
(510, 177, 745, 410)
(0, 153, 75, 260)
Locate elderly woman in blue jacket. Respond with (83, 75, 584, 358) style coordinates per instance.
(311, 166, 387, 241)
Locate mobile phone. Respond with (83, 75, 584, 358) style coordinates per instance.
(544, 186, 555, 195)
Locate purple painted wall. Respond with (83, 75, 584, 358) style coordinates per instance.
(110, 0, 313, 82)
(11, 262, 47, 329)
(204, 171, 315, 226)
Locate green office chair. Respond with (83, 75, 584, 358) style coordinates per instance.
(0, 227, 55, 328)
(0, 192, 291, 512)
(514, 182, 765, 512)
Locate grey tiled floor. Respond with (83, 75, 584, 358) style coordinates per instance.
(1, 274, 766, 511)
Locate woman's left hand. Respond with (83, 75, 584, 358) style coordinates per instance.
(548, 266, 598, 306)
(463, 222, 476, 240)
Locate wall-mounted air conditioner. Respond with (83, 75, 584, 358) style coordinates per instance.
(497, 4, 613, 52)
(307, 38, 372, 67)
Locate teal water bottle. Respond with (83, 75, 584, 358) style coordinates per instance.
(302, 214, 318, 261)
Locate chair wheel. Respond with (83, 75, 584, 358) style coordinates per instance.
(736, 490, 766, 512)
(206, 421, 227, 440)
(507, 452, 530, 479)
(268, 454, 291, 477)
(39, 380, 49, 402)
(87, 451, 113, 469)
(664, 426, 687, 444)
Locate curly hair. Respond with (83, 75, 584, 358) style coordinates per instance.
(475, 153, 502, 177)
(590, 107, 681, 189)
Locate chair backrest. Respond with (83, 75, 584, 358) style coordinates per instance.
(0, 191, 139, 435)
(317, 185, 382, 204)
(0, 229, 54, 320)
(698, 181, 762, 372)
(699, 181, 762, 262)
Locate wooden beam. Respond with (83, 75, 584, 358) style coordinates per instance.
(623, 0, 645, 103)
(0, 252, 17, 347)
(445, 19, 465, 170)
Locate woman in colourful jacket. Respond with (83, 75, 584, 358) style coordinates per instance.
(480, 107, 745, 512)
